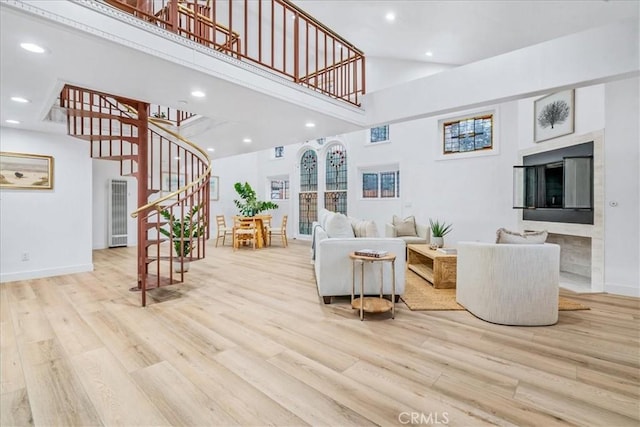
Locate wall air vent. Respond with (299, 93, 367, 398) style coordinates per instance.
(108, 179, 128, 247)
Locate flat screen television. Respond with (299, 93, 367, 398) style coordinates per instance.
(513, 142, 593, 224)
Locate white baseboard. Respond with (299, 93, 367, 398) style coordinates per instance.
(604, 282, 640, 298)
(0, 264, 94, 283)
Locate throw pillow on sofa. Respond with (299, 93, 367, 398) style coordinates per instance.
(496, 228, 548, 244)
(352, 219, 379, 238)
(325, 212, 355, 238)
(318, 208, 333, 230)
(392, 215, 418, 237)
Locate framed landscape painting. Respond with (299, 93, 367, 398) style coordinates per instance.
(0, 152, 54, 190)
(534, 89, 575, 143)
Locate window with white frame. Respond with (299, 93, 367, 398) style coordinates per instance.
(361, 168, 400, 198)
(443, 114, 493, 154)
(270, 179, 289, 200)
(369, 125, 390, 143)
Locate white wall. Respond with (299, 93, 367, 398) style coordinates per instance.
(0, 127, 93, 282)
(366, 56, 454, 94)
(343, 102, 520, 245)
(210, 151, 259, 221)
(603, 77, 640, 296)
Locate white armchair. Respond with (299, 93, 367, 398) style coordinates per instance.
(456, 242, 560, 326)
(385, 215, 430, 245)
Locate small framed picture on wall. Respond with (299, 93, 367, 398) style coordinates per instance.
(534, 89, 575, 143)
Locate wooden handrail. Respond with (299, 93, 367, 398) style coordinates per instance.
(102, 0, 365, 105)
(126, 115, 212, 219)
(299, 55, 361, 82)
(176, 3, 240, 40)
(278, 0, 363, 55)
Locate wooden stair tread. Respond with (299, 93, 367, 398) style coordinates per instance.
(74, 134, 139, 142)
(146, 221, 167, 229)
(129, 274, 181, 291)
(93, 155, 138, 161)
(144, 239, 168, 246)
(65, 108, 139, 124)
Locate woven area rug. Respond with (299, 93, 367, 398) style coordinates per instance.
(401, 273, 590, 311)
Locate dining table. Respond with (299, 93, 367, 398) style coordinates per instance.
(237, 214, 271, 248)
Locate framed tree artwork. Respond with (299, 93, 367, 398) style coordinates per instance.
(534, 89, 574, 143)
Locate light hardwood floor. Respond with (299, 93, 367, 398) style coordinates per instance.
(1, 240, 639, 426)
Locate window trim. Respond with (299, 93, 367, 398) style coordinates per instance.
(268, 176, 290, 201)
(368, 124, 390, 145)
(436, 108, 500, 161)
(359, 165, 400, 199)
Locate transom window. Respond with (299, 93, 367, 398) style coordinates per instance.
(370, 125, 390, 143)
(274, 146, 284, 158)
(443, 114, 493, 154)
(362, 170, 400, 198)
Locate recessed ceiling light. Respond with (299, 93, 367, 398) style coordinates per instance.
(385, 12, 395, 22)
(178, 100, 188, 105)
(207, 147, 215, 152)
(305, 122, 316, 128)
(243, 138, 252, 143)
(191, 90, 205, 98)
(425, 51, 434, 57)
(11, 96, 30, 103)
(5, 119, 20, 124)
(20, 42, 45, 53)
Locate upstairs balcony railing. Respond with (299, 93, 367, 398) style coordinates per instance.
(103, 0, 365, 106)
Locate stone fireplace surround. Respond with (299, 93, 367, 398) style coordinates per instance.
(518, 130, 604, 293)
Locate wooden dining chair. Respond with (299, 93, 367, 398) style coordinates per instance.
(262, 216, 272, 246)
(232, 216, 258, 251)
(268, 215, 288, 247)
(215, 215, 233, 247)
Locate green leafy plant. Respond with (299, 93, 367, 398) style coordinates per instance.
(233, 182, 278, 216)
(159, 204, 206, 257)
(429, 218, 453, 237)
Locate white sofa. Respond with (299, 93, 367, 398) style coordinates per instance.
(312, 209, 406, 304)
(456, 241, 561, 326)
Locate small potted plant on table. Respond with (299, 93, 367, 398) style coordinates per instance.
(429, 218, 452, 248)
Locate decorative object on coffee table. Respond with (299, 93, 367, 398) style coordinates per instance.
(429, 218, 452, 248)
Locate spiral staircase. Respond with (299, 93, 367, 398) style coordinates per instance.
(60, 85, 211, 307)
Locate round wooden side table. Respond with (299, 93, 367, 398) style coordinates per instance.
(349, 252, 396, 321)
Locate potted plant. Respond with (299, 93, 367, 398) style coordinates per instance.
(159, 204, 206, 272)
(233, 182, 278, 216)
(429, 218, 452, 248)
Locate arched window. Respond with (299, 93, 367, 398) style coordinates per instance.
(325, 144, 347, 214)
(298, 150, 318, 234)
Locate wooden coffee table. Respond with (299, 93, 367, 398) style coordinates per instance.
(406, 244, 457, 288)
